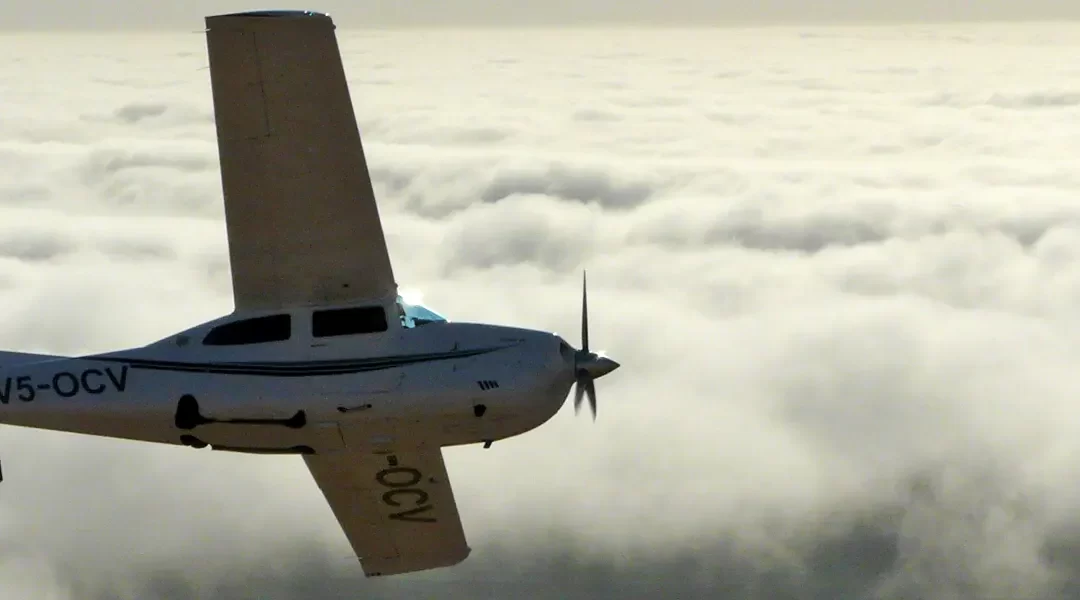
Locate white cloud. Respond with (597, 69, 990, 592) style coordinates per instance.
(2, 22, 1080, 599)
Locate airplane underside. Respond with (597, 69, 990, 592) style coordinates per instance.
(0, 369, 575, 458)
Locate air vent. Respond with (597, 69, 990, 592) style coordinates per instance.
(477, 380, 500, 391)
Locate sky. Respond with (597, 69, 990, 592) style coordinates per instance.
(3, 0, 1080, 29)
(3, 16, 1080, 600)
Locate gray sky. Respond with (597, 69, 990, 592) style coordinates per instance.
(5, 0, 1080, 29)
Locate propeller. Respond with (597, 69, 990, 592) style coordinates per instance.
(571, 271, 620, 420)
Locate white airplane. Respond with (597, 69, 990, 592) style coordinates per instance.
(0, 10, 619, 578)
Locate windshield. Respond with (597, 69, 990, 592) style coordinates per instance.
(396, 295, 448, 329)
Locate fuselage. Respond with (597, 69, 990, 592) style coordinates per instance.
(0, 300, 577, 455)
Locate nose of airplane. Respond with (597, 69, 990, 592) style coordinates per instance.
(562, 270, 621, 421)
(576, 353, 620, 380)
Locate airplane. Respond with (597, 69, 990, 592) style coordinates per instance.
(0, 9, 619, 578)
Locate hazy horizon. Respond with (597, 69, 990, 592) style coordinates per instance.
(6, 19, 1080, 34)
(4, 0, 1080, 30)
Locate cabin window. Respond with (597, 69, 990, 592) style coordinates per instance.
(312, 306, 388, 338)
(202, 314, 291, 346)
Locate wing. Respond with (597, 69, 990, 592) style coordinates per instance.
(303, 446, 471, 577)
(204, 11, 396, 311)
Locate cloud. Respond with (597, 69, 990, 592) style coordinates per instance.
(3, 22, 1080, 599)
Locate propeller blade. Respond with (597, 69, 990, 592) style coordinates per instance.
(570, 270, 616, 422)
(581, 271, 589, 353)
(585, 378, 597, 420)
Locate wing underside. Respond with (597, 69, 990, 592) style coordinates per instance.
(303, 446, 471, 577)
(204, 11, 396, 311)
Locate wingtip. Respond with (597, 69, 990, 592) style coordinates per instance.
(205, 10, 333, 28)
(211, 9, 330, 19)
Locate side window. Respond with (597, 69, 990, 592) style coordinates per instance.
(202, 314, 291, 346)
(312, 306, 388, 338)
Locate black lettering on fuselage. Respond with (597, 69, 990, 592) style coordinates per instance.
(52, 372, 79, 398)
(0, 364, 131, 403)
(105, 366, 128, 392)
(16, 376, 33, 402)
(375, 461, 437, 523)
(0, 376, 35, 403)
(80, 369, 105, 394)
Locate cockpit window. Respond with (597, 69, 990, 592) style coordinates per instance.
(203, 314, 291, 346)
(397, 295, 448, 329)
(312, 306, 388, 338)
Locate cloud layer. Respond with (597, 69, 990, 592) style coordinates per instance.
(2, 23, 1080, 599)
